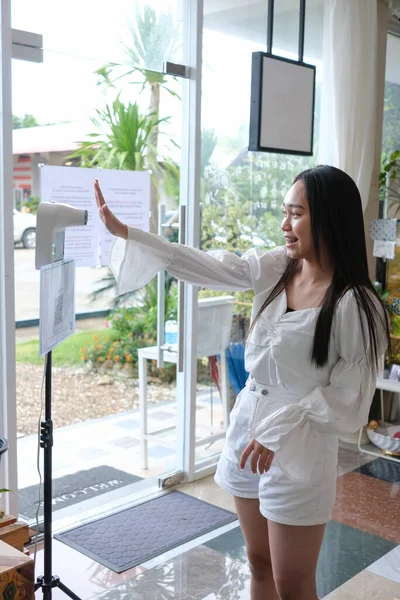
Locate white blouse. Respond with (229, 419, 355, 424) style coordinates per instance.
(110, 227, 387, 482)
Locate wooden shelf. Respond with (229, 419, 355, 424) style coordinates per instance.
(0, 539, 34, 599)
(0, 516, 30, 553)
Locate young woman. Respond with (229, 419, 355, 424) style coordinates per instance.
(94, 165, 389, 600)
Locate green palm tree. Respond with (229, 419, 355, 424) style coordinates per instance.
(70, 96, 179, 302)
(70, 97, 168, 171)
(97, 5, 181, 147)
(124, 5, 181, 147)
(95, 5, 181, 231)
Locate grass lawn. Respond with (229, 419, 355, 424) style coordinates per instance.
(16, 329, 113, 366)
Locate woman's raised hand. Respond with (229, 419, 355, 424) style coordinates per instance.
(94, 179, 128, 240)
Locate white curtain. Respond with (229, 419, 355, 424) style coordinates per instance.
(318, 0, 387, 212)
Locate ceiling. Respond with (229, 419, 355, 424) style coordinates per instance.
(204, 0, 325, 60)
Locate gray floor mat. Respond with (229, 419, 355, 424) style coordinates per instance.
(19, 465, 142, 521)
(55, 490, 237, 572)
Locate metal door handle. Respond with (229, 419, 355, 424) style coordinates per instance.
(157, 205, 166, 367)
(178, 205, 186, 372)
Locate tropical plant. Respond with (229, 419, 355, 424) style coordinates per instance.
(200, 159, 290, 251)
(70, 95, 179, 233)
(373, 282, 400, 365)
(379, 150, 400, 214)
(198, 153, 313, 316)
(122, 5, 181, 147)
(22, 196, 40, 214)
(96, 5, 181, 119)
(82, 277, 178, 380)
(70, 97, 167, 171)
(89, 270, 127, 308)
(109, 277, 177, 340)
(95, 4, 182, 232)
(199, 173, 260, 316)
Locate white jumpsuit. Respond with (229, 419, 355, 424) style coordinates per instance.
(110, 228, 387, 526)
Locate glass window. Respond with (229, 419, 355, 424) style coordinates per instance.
(381, 33, 400, 298)
(382, 33, 400, 156)
(196, 0, 325, 467)
(12, 0, 186, 529)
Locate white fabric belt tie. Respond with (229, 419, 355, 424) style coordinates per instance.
(246, 378, 334, 483)
(245, 376, 301, 402)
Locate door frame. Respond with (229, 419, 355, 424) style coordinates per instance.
(0, 0, 208, 517)
(0, 0, 18, 516)
(176, 0, 204, 483)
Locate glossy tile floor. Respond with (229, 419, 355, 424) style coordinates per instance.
(31, 446, 400, 599)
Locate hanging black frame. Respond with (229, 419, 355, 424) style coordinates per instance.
(248, 0, 316, 156)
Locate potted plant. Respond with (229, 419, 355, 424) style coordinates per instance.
(379, 150, 400, 214)
(0, 437, 10, 519)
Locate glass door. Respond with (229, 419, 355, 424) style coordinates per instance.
(10, 0, 200, 530)
(193, 0, 325, 477)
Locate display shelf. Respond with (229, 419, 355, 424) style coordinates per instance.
(357, 377, 400, 464)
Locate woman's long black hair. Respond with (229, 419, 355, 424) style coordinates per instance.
(249, 165, 391, 370)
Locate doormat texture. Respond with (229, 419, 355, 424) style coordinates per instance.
(55, 490, 237, 572)
(19, 465, 142, 521)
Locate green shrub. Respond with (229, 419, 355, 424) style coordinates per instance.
(22, 196, 40, 214)
(82, 279, 178, 381)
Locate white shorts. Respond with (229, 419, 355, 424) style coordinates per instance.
(214, 380, 339, 526)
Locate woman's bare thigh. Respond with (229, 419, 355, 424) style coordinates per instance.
(268, 520, 326, 598)
(233, 496, 271, 561)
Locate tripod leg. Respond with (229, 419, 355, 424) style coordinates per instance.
(56, 580, 83, 600)
(35, 352, 55, 598)
(36, 352, 82, 600)
(35, 577, 82, 600)
(43, 352, 53, 588)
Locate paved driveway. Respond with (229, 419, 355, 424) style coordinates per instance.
(14, 249, 114, 321)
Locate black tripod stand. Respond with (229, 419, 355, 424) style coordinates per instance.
(34, 351, 82, 600)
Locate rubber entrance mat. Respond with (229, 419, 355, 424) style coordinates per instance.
(55, 490, 237, 572)
(19, 466, 142, 521)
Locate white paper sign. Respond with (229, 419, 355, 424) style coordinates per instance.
(98, 170, 150, 266)
(40, 259, 76, 357)
(40, 166, 150, 268)
(373, 240, 396, 260)
(40, 166, 100, 267)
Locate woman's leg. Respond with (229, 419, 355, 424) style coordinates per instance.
(268, 521, 326, 600)
(234, 497, 279, 600)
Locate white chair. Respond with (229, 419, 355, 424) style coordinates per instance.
(138, 296, 235, 469)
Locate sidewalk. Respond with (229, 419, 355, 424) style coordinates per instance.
(17, 389, 225, 528)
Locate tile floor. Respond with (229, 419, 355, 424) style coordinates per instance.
(28, 443, 400, 599)
(18, 382, 400, 599)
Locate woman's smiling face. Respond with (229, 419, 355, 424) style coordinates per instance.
(281, 180, 314, 260)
